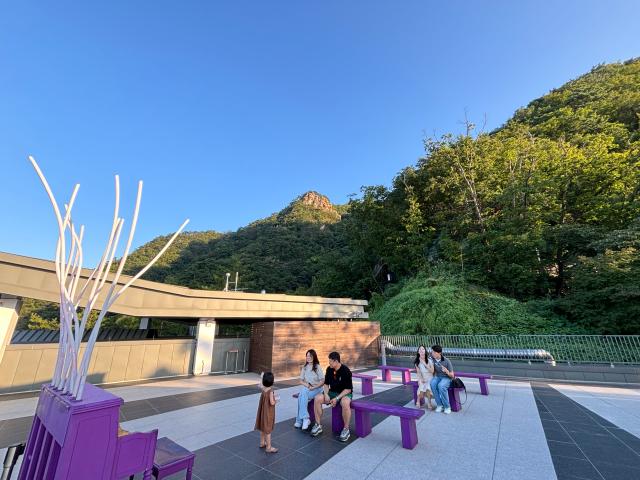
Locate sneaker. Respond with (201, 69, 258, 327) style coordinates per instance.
(302, 418, 311, 430)
(444, 407, 452, 414)
(339, 428, 350, 442)
(310, 423, 323, 436)
(435, 406, 443, 413)
(294, 421, 302, 428)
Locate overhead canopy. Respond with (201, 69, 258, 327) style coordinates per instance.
(0, 251, 368, 320)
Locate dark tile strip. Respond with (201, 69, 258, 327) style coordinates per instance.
(0, 380, 299, 449)
(531, 382, 640, 480)
(188, 384, 414, 480)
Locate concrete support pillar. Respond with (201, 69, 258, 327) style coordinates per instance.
(139, 317, 150, 329)
(0, 294, 22, 366)
(193, 318, 216, 375)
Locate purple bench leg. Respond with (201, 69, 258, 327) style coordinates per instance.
(479, 379, 490, 395)
(332, 405, 344, 433)
(381, 369, 391, 382)
(308, 400, 316, 423)
(400, 417, 419, 449)
(411, 383, 425, 406)
(354, 410, 372, 437)
(402, 371, 411, 385)
(362, 379, 373, 396)
(448, 388, 461, 412)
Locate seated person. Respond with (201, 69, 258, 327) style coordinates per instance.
(310, 351, 353, 442)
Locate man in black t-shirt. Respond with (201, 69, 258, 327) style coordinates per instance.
(311, 351, 353, 441)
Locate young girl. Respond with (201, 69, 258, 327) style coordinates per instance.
(414, 345, 435, 409)
(255, 372, 278, 453)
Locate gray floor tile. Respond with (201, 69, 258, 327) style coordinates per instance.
(547, 440, 586, 460)
(551, 456, 601, 479)
(194, 455, 262, 480)
(592, 460, 640, 480)
(244, 469, 286, 480)
(264, 451, 325, 480)
(533, 382, 640, 480)
(234, 443, 295, 468)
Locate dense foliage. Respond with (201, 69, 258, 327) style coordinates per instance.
(120, 192, 345, 293)
(374, 272, 579, 335)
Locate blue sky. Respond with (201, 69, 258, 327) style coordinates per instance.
(1, 1, 639, 267)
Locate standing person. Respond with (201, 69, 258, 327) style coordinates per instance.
(255, 372, 279, 453)
(414, 345, 435, 409)
(429, 345, 455, 414)
(310, 351, 353, 442)
(294, 349, 325, 430)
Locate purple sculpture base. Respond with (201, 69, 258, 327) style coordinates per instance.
(19, 383, 122, 480)
(18, 383, 158, 480)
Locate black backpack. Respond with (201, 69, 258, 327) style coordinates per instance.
(450, 377, 467, 405)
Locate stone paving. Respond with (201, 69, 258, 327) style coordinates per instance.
(1, 369, 639, 479)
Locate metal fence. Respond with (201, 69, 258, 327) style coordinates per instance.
(380, 335, 640, 365)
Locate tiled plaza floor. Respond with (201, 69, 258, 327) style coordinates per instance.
(1, 369, 639, 479)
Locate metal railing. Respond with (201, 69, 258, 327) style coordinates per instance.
(380, 335, 640, 365)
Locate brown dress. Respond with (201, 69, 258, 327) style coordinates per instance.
(255, 388, 275, 434)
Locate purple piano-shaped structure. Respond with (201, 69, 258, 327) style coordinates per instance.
(18, 383, 157, 480)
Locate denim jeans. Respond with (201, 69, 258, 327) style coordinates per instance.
(296, 386, 323, 423)
(430, 376, 452, 409)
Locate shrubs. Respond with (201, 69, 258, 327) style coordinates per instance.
(372, 273, 581, 335)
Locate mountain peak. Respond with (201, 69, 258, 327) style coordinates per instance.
(277, 191, 341, 224)
(295, 191, 334, 211)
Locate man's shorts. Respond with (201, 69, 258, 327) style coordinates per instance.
(328, 391, 353, 405)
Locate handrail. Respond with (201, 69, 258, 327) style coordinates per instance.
(379, 335, 640, 365)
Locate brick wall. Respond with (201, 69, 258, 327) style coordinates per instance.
(249, 320, 380, 378)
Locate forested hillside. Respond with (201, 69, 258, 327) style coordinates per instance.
(22, 60, 640, 335)
(120, 191, 345, 293)
(344, 59, 640, 334)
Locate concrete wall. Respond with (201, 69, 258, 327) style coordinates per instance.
(0, 339, 196, 394)
(211, 337, 251, 374)
(384, 356, 640, 385)
(250, 320, 380, 378)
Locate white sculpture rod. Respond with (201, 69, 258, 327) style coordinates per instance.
(30, 155, 188, 400)
(52, 201, 81, 388)
(75, 217, 189, 399)
(71, 218, 125, 395)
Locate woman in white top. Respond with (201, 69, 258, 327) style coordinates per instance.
(294, 349, 325, 430)
(414, 345, 435, 409)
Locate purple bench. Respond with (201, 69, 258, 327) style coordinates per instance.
(115, 430, 157, 480)
(292, 393, 316, 424)
(293, 393, 344, 433)
(454, 372, 492, 395)
(409, 380, 464, 412)
(352, 373, 376, 395)
(448, 387, 465, 412)
(379, 365, 412, 384)
(152, 437, 195, 480)
(351, 400, 425, 449)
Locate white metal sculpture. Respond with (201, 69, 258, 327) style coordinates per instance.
(29, 155, 189, 400)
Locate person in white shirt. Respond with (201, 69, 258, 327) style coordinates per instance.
(294, 349, 325, 430)
(414, 345, 435, 409)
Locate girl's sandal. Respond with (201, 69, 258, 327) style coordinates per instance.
(259, 443, 266, 448)
(265, 447, 279, 453)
